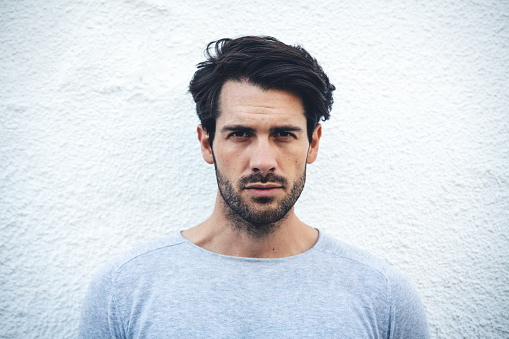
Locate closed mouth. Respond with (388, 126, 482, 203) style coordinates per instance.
(244, 184, 283, 190)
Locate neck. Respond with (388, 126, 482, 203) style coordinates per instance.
(181, 192, 318, 258)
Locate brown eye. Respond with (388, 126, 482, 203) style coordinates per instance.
(232, 131, 246, 137)
(275, 131, 295, 138)
(228, 130, 250, 139)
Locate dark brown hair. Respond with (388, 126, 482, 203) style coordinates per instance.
(189, 36, 335, 144)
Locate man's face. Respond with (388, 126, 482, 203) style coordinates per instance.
(198, 80, 321, 234)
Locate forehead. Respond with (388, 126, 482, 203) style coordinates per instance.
(217, 80, 306, 125)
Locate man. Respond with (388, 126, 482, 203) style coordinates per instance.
(79, 36, 429, 338)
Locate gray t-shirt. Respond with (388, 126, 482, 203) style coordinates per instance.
(79, 231, 429, 338)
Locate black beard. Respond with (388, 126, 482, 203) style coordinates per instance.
(214, 165, 306, 238)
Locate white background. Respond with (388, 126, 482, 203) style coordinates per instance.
(1, 0, 508, 337)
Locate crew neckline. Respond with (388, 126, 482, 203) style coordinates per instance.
(177, 229, 324, 262)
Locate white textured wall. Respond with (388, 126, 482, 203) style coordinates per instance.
(1, 1, 508, 337)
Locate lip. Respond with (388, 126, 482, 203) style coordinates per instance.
(244, 183, 283, 197)
(245, 183, 282, 189)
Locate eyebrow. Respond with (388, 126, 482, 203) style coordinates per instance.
(221, 125, 303, 134)
(221, 125, 256, 134)
(269, 125, 303, 134)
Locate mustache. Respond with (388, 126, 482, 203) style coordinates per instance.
(240, 173, 288, 187)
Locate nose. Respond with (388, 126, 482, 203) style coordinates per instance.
(249, 139, 277, 174)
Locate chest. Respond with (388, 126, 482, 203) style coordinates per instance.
(112, 262, 390, 338)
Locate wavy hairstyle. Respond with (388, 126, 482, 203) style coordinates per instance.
(189, 36, 335, 144)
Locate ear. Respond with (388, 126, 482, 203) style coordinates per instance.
(197, 124, 214, 164)
(306, 124, 322, 164)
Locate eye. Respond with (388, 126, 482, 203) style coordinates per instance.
(274, 131, 295, 138)
(229, 130, 249, 138)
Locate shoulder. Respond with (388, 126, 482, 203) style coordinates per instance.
(79, 232, 188, 337)
(315, 232, 404, 280)
(102, 232, 186, 275)
(315, 232, 420, 298)
(314, 232, 429, 338)
(85, 231, 189, 306)
(85, 231, 188, 293)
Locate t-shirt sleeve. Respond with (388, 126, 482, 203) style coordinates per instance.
(78, 262, 119, 338)
(388, 271, 430, 339)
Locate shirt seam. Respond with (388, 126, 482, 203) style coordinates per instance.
(314, 247, 393, 337)
(114, 240, 186, 273)
(313, 247, 391, 280)
(110, 240, 186, 337)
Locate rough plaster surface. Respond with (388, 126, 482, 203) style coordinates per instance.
(1, 1, 508, 338)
